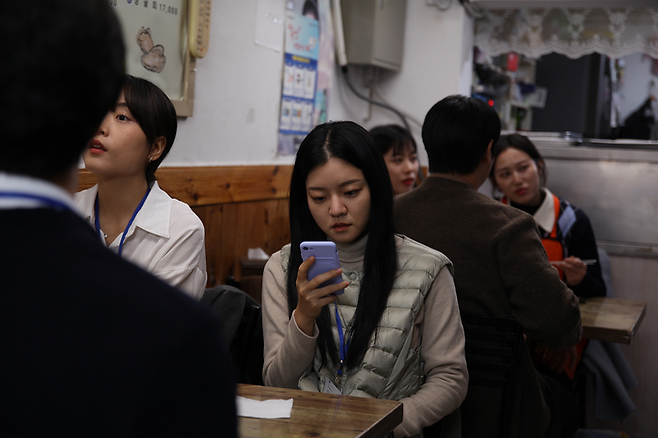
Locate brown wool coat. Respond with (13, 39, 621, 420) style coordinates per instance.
(394, 176, 582, 438)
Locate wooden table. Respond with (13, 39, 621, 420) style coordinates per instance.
(580, 297, 647, 344)
(237, 384, 403, 438)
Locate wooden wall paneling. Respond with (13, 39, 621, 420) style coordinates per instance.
(269, 198, 291, 254)
(218, 199, 290, 284)
(156, 165, 292, 206)
(217, 202, 240, 285)
(77, 169, 98, 191)
(78, 166, 292, 290)
(78, 165, 293, 206)
(192, 200, 290, 288)
(192, 204, 224, 288)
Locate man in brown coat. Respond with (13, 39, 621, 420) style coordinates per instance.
(394, 95, 582, 438)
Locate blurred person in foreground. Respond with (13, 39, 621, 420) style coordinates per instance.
(0, 1, 236, 436)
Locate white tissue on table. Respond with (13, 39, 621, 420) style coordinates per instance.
(236, 396, 293, 419)
(248, 248, 270, 260)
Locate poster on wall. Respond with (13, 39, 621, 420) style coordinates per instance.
(110, 0, 187, 101)
(277, 0, 334, 155)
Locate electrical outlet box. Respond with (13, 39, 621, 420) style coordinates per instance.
(340, 0, 407, 71)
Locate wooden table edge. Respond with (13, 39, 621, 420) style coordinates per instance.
(629, 302, 647, 344)
(236, 384, 404, 438)
(357, 401, 403, 438)
(580, 298, 647, 344)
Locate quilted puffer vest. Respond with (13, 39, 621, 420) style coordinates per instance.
(281, 236, 452, 400)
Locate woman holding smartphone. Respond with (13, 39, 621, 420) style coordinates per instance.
(76, 74, 207, 299)
(262, 121, 467, 437)
(490, 133, 605, 299)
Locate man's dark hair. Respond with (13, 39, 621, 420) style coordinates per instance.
(0, 0, 125, 180)
(422, 95, 501, 175)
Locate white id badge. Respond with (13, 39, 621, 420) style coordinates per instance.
(322, 377, 341, 395)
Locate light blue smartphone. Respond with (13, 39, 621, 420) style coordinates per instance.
(300, 241, 344, 295)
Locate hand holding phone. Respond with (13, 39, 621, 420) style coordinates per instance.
(300, 241, 344, 295)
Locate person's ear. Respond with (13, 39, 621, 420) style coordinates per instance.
(484, 140, 494, 166)
(537, 158, 546, 184)
(147, 136, 166, 163)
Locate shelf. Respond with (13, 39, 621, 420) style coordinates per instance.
(509, 100, 531, 110)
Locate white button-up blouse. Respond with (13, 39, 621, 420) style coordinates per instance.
(75, 181, 207, 300)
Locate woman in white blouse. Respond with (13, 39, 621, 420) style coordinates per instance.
(76, 75, 207, 299)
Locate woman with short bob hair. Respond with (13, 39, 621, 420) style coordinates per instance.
(75, 74, 207, 299)
(370, 124, 419, 195)
(262, 121, 467, 437)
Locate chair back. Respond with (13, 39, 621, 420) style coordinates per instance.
(461, 315, 523, 438)
(202, 285, 264, 385)
(240, 275, 263, 304)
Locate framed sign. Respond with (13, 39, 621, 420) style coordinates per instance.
(110, 0, 207, 117)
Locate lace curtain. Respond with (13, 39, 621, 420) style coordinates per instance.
(474, 8, 658, 59)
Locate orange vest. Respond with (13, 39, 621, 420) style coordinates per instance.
(502, 193, 585, 379)
(502, 194, 565, 278)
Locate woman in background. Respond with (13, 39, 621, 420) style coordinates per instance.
(491, 133, 607, 437)
(370, 124, 419, 195)
(76, 74, 207, 299)
(491, 133, 605, 299)
(262, 121, 467, 437)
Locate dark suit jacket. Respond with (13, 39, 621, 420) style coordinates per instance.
(394, 176, 581, 438)
(0, 207, 237, 437)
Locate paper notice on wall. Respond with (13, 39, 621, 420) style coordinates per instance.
(277, 0, 333, 156)
(255, 0, 285, 52)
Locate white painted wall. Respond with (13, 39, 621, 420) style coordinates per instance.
(171, 1, 288, 166)
(328, 0, 474, 166)
(166, 0, 474, 168)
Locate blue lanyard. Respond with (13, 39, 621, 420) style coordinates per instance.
(0, 191, 72, 212)
(94, 187, 151, 257)
(334, 302, 352, 376)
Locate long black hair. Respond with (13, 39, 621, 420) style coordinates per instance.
(122, 75, 177, 185)
(286, 121, 397, 369)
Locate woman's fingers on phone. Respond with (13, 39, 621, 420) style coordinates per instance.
(297, 269, 346, 303)
(298, 255, 315, 279)
(312, 267, 342, 286)
(295, 263, 342, 324)
(296, 256, 318, 290)
(296, 257, 318, 298)
(297, 260, 340, 294)
(317, 279, 349, 298)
